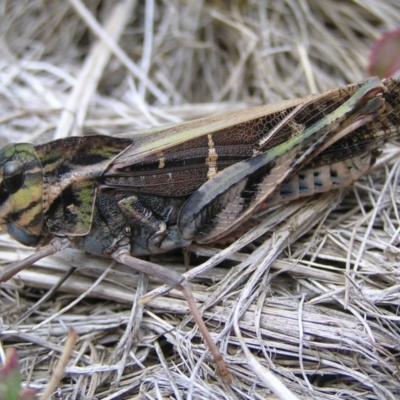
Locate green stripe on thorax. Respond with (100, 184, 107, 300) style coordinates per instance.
(33, 136, 132, 236)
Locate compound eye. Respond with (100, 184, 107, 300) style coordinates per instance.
(3, 161, 24, 194)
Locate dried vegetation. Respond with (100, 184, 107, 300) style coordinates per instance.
(1, 1, 400, 399)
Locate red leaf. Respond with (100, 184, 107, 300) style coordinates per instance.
(368, 30, 400, 78)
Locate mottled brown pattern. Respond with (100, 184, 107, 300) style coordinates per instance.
(0, 78, 398, 252)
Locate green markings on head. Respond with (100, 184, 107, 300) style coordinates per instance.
(0, 143, 44, 246)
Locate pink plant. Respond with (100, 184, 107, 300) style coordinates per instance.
(0, 348, 36, 400)
(368, 30, 400, 78)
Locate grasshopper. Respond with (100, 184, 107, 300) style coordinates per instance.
(0, 77, 399, 384)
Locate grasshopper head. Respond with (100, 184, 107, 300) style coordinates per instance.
(0, 143, 44, 246)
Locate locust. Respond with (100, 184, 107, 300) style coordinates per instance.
(0, 76, 399, 384)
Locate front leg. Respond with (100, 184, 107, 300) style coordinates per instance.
(0, 237, 70, 283)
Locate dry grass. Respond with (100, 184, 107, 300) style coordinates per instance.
(1, 1, 400, 399)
